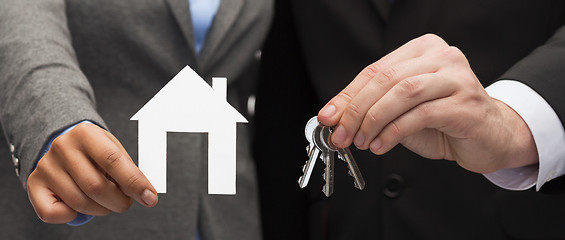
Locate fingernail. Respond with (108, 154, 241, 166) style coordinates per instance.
(353, 131, 365, 147)
(319, 104, 336, 118)
(141, 189, 157, 206)
(332, 125, 346, 147)
(369, 138, 382, 153)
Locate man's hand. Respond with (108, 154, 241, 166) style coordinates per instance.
(318, 34, 538, 173)
(26, 123, 158, 224)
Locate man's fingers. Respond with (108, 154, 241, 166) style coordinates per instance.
(36, 155, 112, 216)
(354, 73, 457, 149)
(102, 129, 130, 156)
(318, 34, 449, 126)
(52, 142, 133, 213)
(27, 172, 77, 224)
(77, 124, 158, 207)
(379, 33, 450, 66)
(329, 54, 450, 148)
(369, 99, 450, 158)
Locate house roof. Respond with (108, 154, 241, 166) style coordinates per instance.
(131, 66, 247, 123)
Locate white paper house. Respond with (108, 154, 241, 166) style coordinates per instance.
(131, 66, 247, 194)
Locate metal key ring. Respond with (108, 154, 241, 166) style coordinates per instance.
(313, 125, 335, 152)
(305, 116, 320, 144)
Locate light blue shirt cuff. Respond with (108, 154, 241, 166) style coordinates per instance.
(66, 213, 95, 226)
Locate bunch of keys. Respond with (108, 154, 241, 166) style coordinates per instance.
(298, 116, 365, 197)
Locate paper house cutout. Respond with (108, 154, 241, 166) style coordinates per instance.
(131, 66, 247, 194)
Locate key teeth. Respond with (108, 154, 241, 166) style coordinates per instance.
(322, 185, 332, 197)
(353, 181, 365, 190)
(298, 177, 305, 188)
(304, 160, 311, 170)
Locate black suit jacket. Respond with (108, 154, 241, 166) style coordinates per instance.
(255, 0, 565, 239)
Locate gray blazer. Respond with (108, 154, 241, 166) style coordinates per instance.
(0, 0, 272, 239)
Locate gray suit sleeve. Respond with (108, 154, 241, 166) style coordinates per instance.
(0, 0, 106, 188)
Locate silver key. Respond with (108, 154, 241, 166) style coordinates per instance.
(313, 125, 335, 197)
(322, 153, 334, 196)
(298, 116, 365, 196)
(338, 147, 365, 190)
(318, 125, 365, 190)
(298, 117, 322, 188)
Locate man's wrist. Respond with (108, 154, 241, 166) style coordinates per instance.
(485, 80, 565, 191)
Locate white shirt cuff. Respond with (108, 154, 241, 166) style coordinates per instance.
(484, 80, 565, 191)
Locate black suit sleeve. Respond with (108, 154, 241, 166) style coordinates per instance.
(500, 25, 565, 127)
(498, 25, 565, 192)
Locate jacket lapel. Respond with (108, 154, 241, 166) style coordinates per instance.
(198, 0, 244, 68)
(165, 0, 198, 62)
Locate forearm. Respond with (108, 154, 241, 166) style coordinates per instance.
(0, 0, 105, 187)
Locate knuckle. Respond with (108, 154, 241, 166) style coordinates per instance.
(101, 149, 123, 171)
(419, 33, 445, 46)
(344, 101, 363, 119)
(83, 179, 106, 197)
(26, 172, 42, 189)
(389, 120, 403, 136)
(365, 109, 380, 126)
(33, 161, 47, 174)
(72, 122, 93, 136)
(125, 173, 143, 189)
(336, 91, 354, 103)
(397, 78, 422, 99)
(417, 102, 434, 120)
(362, 62, 382, 78)
(49, 137, 68, 154)
(75, 122, 91, 130)
(26, 176, 34, 189)
(457, 76, 476, 91)
(26, 174, 39, 193)
(374, 66, 397, 87)
(66, 194, 89, 213)
(441, 46, 465, 61)
(34, 157, 55, 175)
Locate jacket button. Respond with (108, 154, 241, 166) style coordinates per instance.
(383, 174, 404, 198)
(10, 144, 19, 176)
(254, 50, 262, 60)
(12, 156, 20, 177)
(247, 95, 256, 117)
